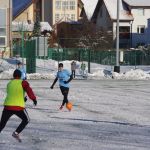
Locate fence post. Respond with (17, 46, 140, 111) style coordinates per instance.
(21, 31, 24, 64)
(134, 50, 136, 69)
(26, 40, 36, 73)
(88, 48, 91, 73)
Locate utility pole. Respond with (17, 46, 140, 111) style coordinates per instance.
(9, 0, 12, 57)
(21, 27, 24, 64)
(114, 0, 120, 73)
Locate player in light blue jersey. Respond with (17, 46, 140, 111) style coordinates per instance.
(17, 62, 27, 80)
(50, 63, 73, 110)
(17, 62, 27, 102)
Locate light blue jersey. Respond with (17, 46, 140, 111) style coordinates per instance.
(57, 69, 71, 88)
(18, 67, 26, 80)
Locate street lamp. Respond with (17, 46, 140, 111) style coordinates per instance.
(114, 0, 120, 73)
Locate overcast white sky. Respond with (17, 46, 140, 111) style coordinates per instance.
(82, 0, 98, 19)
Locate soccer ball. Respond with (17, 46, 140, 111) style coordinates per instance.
(66, 102, 72, 111)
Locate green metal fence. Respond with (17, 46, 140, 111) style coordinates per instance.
(13, 42, 150, 69)
(26, 40, 36, 73)
(13, 43, 23, 57)
(47, 48, 150, 66)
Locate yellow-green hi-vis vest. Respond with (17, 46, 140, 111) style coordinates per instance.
(4, 79, 25, 107)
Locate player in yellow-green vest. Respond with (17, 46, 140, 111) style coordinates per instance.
(0, 69, 37, 142)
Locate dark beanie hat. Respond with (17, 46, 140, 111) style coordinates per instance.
(58, 63, 63, 67)
(13, 69, 21, 78)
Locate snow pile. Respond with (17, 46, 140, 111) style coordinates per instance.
(12, 21, 52, 32)
(112, 69, 150, 80)
(88, 69, 112, 79)
(27, 73, 55, 80)
(0, 58, 150, 80)
(0, 69, 14, 79)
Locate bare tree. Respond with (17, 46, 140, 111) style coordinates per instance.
(77, 21, 113, 50)
(47, 20, 113, 50)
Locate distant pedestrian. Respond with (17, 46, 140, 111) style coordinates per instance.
(17, 62, 27, 80)
(0, 69, 37, 142)
(50, 63, 73, 111)
(71, 61, 76, 78)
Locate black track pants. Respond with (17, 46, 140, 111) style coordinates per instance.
(0, 108, 30, 134)
(60, 86, 69, 106)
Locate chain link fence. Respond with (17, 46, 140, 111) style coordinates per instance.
(12, 40, 150, 71)
(48, 48, 150, 66)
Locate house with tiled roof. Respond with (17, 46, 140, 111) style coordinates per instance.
(92, 0, 150, 48)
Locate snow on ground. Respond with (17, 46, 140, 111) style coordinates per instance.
(0, 79, 150, 150)
(1, 58, 150, 80)
(0, 58, 150, 149)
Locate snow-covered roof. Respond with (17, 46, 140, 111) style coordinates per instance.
(12, 21, 52, 32)
(12, 21, 33, 32)
(123, 0, 150, 6)
(103, 0, 133, 20)
(82, 0, 98, 19)
(40, 22, 52, 32)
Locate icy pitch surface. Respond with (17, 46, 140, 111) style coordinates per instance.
(0, 79, 150, 150)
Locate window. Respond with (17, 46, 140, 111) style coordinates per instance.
(65, 1, 69, 10)
(0, 9, 6, 37)
(70, 1, 75, 10)
(62, 1, 66, 10)
(137, 25, 145, 34)
(62, 1, 69, 10)
(55, 14, 60, 22)
(0, 28, 6, 36)
(71, 14, 75, 20)
(66, 14, 70, 20)
(55, 1, 61, 10)
(119, 27, 130, 39)
(137, 8, 145, 16)
(0, 37, 6, 46)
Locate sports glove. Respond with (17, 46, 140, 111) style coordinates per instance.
(24, 96, 28, 102)
(50, 85, 54, 89)
(33, 100, 37, 106)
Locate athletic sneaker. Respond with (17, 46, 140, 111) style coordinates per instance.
(59, 105, 63, 110)
(12, 132, 22, 142)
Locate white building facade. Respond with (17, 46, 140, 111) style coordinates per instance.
(131, 7, 150, 47)
(92, 0, 150, 48)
